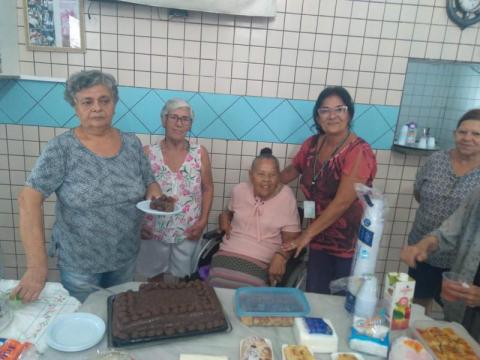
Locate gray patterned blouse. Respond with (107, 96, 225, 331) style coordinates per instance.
(26, 129, 155, 273)
(408, 150, 480, 268)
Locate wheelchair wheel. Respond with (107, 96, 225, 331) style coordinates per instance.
(282, 261, 307, 290)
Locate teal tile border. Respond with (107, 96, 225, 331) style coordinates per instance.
(0, 79, 399, 149)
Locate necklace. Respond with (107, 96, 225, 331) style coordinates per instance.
(311, 130, 351, 189)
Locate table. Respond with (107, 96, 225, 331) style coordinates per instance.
(42, 282, 429, 359)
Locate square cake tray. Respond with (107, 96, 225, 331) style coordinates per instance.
(235, 287, 310, 318)
(107, 294, 231, 348)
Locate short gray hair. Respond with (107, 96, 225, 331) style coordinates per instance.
(160, 98, 195, 121)
(64, 70, 119, 107)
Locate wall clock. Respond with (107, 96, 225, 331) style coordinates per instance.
(446, 0, 480, 29)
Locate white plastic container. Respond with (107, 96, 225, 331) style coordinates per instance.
(354, 276, 378, 319)
(427, 136, 436, 149)
(418, 136, 427, 149)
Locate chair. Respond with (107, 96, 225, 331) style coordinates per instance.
(192, 207, 308, 289)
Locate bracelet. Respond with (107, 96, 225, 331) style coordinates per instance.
(275, 251, 288, 260)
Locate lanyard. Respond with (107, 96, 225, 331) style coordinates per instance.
(310, 130, 351, 190)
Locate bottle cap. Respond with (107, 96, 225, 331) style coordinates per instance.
(399, 273, 409, 281)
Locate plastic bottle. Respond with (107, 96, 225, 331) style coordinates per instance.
(418, 128, 428, 149)
(418, 136, 427, 149)
(355, 276, 378, 318)
(397, 125, 408, 146)
(406, 123, 417, 146)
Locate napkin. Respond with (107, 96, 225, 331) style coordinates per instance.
(0, 280, 80, 353)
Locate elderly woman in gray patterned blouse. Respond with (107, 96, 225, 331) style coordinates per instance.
(12, 70, 162, 303)
(407, 109, 480, 313)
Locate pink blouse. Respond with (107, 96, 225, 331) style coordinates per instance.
(220, 182, 301, 263)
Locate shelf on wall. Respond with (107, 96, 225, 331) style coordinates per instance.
(0, 74, 20, 79)
(391, 143, 439, 156)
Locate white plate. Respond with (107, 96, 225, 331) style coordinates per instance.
(47, 312, 105, 352)
(136, 200, 182, 216)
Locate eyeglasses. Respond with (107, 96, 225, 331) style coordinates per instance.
(75, 96, 113, 110)
(455, 129, 480, 139)
(167, 114, 192, 124)
(317, 105, 348, 117)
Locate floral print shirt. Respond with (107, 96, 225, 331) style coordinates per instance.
(143, 142, 202, 243)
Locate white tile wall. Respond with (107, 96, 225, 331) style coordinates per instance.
(14, 1, 480, 105)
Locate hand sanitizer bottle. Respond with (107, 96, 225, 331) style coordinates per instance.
(406, 123, 417, 146)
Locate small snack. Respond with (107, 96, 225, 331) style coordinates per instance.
(282, 345, 314, 360)
(417, 326, 478, 360)
(240, 336, 273, 360)
(180, 355, 228, 360)
(240, 316, 294, 327)
(293, 317, 338, 353)
(150, 194, 176, 212)
(331, 353, 364, 360)
(388, 336, 432, 360)
(0, 339, 37, 360)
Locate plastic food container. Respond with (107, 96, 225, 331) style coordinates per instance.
(235, 287, 310, 327)
(281, 344, 315, 360)
(92, 350, 134, 360)
(330, 353, 364, 360)
(240, 336, 273, 360)
(411, 320, 480, 360)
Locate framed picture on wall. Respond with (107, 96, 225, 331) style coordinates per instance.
(23, 0, 85, 51)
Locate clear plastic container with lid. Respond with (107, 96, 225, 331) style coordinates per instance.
(235, 287, 310, 326)
(235, 287, 310, 318)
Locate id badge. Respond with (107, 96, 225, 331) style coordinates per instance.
(303, 200, 315, 219)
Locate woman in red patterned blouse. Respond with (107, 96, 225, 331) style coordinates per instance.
(281, 86, 377, 294)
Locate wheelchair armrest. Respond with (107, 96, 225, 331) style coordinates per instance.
(203, 229, 225, 240)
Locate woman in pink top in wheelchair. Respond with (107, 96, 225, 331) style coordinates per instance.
(207, 148, 301, 288)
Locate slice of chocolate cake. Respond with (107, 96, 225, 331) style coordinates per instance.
(149, 195, 176, 212)
(111, 280, 227, 343)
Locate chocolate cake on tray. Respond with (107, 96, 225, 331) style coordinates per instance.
(109, 280, 229, 347)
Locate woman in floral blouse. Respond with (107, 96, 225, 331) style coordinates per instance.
(137, 98, 213, 280)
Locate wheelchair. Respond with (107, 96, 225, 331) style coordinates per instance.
(192, 208, 308, 289)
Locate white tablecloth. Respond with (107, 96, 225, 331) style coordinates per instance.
(41, 282, 429, 359)
(0, 280, 80, 353)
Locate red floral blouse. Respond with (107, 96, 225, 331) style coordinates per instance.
(292, 135, 377, 258)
